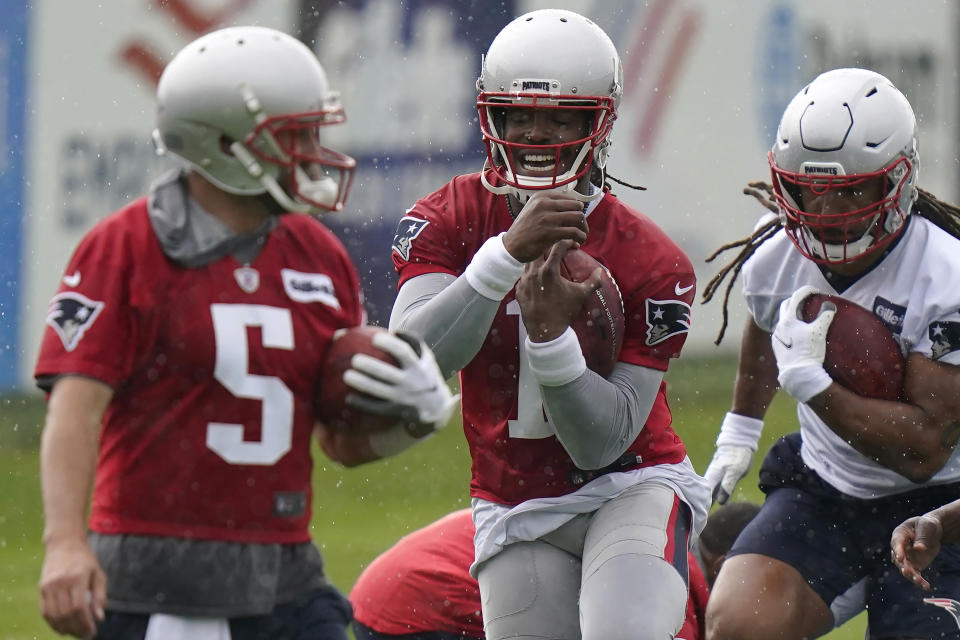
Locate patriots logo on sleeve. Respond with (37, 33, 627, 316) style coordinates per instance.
(645, 298, 692, 346)
(392, 215, 429, 261)
(45, 292, 105, 352)
(929, 321, 960, 360)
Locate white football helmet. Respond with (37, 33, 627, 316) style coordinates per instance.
(770, 68, 919, 264)
(154, 26, 356, 213)
(476, 9, 621, 202)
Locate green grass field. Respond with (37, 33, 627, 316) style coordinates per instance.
(0, 356, 868, 639)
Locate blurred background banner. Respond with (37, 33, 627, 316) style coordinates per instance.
(6, 0, 959, 391)
(0, 1, 29, 390)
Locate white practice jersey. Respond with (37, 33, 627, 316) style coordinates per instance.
(742, 216, 960, 498)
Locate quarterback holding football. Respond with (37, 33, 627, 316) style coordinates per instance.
(389, 9, 710, 640)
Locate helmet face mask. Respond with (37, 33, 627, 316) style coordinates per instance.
(244, 108, 355, 212)
(477, 94, 615, 197)
(771, 153, 913, 263)
(476, 9, 622, 203)
(155, 26, 356, 213)
(769, 68, 919, 264)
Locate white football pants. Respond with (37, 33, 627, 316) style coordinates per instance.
(477, 481, 689, 640)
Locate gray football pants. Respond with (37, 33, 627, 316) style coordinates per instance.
(477, 481, 690, 640)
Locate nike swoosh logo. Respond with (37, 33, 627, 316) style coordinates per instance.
(63, 271, 81, 287)
(674, 282, 694, 296)
(774, 333, 793, 349)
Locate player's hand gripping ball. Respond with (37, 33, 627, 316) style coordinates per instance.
(800, 293, 905, 400)
(559, 249, 625, 378)
(315, 326, 409, 434)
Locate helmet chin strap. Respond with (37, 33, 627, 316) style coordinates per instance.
(294, 165, 342, 211)
(801, 204, 909, 263)
(801, 219, 877, 263)
(479, 169, 603, 204)
(229, 141, 317, 214)
(479, 141, 604, 204)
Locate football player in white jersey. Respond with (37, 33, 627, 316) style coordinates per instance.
(701, 68, 960, 639)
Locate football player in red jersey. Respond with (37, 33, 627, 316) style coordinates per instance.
(702, 68, 960, 640)
(35, 26, 456, 640)
(388, 9, 711, 640)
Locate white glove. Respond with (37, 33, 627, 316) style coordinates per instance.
(703, 412, 763, 504)
(343, 331, 460, 429)
(772, 285, 835, 403)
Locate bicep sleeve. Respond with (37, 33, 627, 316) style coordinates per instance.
(389, 272, 503, 378)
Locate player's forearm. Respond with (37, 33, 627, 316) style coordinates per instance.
(540, 362, 663, 470)
(730, 319, 779, 419)
(928, 498, 960, 544)
(315, 422, 433, 467)
(390, 273, 502, 378)
(40, 378, 110, 544)
(806, 386, 951, 483)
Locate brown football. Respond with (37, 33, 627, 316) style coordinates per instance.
(559, 249, 625, 378)
(315, 325, 405, 434)
(800, 294, 904, 401)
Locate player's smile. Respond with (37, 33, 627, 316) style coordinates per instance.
(502, 106, 590, 178)
(513, 147, 580, 177)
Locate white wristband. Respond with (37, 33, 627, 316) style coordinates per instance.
(778, 363, 833, 404)
(525, 327, 587, 387)
(464, 233, 524, 301)
(716, 412, 764, 451)
(368, 423, 432, 458)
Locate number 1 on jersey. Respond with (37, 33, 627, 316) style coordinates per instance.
(506, 300, 555, 439)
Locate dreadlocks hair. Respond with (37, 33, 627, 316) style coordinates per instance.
(701, 182, 781, 345)
(701, 181, 960, 346)
(915, 186, 960, 239)
(590, 165, 647, 194)
(605, 172, 647, 192)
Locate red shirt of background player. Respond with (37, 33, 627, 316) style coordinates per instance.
(35, 201, 363, 542)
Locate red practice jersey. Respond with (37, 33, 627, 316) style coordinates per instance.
(350, 509, 484, 638)
(392, 171, 694, 504)
(35, 200, 364, 543)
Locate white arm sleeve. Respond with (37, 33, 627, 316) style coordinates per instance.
(540, 362, 664, 470)
(389, 272, 503, 379)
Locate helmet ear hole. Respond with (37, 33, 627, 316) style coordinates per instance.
(218, 135, 235, 155)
